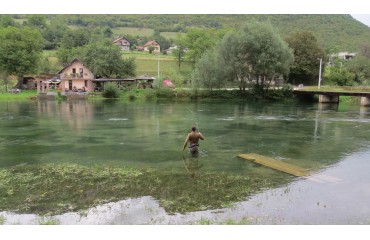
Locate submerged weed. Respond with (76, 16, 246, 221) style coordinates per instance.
(196, 218, 213, 225)
(0, 164, 289, 215)
(0, 215, 5, 224)
(38, 217, 60, 225)
(219, 217, 251, 225)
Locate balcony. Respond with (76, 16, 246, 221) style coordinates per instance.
(62, 73, 84, 79)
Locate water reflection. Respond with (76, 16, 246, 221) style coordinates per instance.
(182, 154, 203, 178)
(37, 100, 94, 131)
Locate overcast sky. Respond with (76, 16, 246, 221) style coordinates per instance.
(351, 14, 370, 27)
(1, 1, 370, 27)
(1, 0, 370, 15)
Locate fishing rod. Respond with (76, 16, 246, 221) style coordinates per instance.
(186, 107, 200, 131)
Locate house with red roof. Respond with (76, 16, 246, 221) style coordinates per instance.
(136, 40, 160, 53)
(113, 36, 131, 51)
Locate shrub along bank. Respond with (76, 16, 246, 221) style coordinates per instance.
(111, 85, 297, 102)
(0, 84, 297, 102)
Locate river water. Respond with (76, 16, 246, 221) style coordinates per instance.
(1, 99, 370, 224)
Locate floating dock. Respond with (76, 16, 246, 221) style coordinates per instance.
(238, 153, 309, 177)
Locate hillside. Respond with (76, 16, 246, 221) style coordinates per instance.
(19, 14, 370, 52)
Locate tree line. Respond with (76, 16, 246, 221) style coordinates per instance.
(1, 15, 370, 93)
(9, 14, 370, 52)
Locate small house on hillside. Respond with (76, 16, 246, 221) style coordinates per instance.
(337, 52, 356, 60)
(137, 40, 160, 53)
(113, 36, 131, 51)
(58, 58, 94, 92)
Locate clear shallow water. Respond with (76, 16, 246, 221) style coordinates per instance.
(1, 99, 370, 224)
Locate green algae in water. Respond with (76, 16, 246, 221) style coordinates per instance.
(0, 164, 292, 215)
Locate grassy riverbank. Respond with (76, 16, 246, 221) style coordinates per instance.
(0, 164, 291, 216)
(0, 87, 295, 103)
(0, 90, 38, 100)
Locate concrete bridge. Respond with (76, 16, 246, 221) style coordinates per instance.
(293, 89, 370, 106)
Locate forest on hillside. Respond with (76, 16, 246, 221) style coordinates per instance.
(8, 14, 370, 52)
(2, 14, 370, 89)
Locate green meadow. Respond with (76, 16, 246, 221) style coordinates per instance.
(112, 27, 154, 37)
(123, 52, 193, 79)
(111, 27, 185, 39)
(40, 50, 193, 82)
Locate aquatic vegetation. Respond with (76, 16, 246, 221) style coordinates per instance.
(38, 217, 60, 225)
(0, 215, 5, 225)
(194, 217, 251, 225)
(0, 164, 289, 215)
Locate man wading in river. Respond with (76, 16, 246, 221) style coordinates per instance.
(182, 126, 204, 156)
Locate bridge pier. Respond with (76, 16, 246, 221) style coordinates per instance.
(319, 95, 339, 103)
(360, 96, 370, 107)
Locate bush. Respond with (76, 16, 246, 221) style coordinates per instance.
(325, 67, 355, 86)
(263, 84, 294, 101)
(156, 88, 176, 98)
(144, 88, 156, 100)
(102, 83, 120, 98)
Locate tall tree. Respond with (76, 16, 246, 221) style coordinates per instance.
(43, 18, 69, 49)
(25, 15, 47, 30)
(80, 40, 136, 78)
(61, 29, 91, 49)
(285, 31, 325, 85)
(102, 27, 113, 38)
(192, 46, 228, 90)
(240, 22, 294, 91)
(172, 46, 186, 70)
(181, 28, 223, 64)
(193, 22, 294, 94)
(0, 15, 17, 28)
(0, 27, 43, 88)
(345, 55, 370, 83)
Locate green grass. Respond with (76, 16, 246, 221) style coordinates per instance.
(112, 27, 185, 40)
(123, 51, 174, 60)
(43, 49, 57, 58)
(112, 27, 154, 37)
(160, 32, 185, 39)
(123, 51, 193, 80)
(0, 90, 38, 100)
(13, 18, 27, 24)
(134, 58, 192, 79)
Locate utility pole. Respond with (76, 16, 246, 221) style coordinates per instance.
(157, 53, 160, 79)
(318, 58, 322, 89)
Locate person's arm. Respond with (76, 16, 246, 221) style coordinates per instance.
(182, 134, 190, 151)
(198, 132, 204, 140)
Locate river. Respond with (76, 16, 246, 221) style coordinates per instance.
(1, 99, 370, 224)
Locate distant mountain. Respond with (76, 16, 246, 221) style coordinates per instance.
(15, 14, 370, 52)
